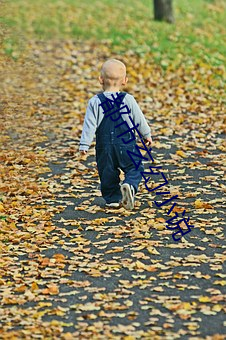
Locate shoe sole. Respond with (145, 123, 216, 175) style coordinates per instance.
(105, 203, 121, 208)
(120, 183, 134, 210)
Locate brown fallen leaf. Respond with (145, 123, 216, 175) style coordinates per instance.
(194, 199, 214, 209)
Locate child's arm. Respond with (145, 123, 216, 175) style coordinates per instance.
(79, 99, 97, 153)
(127, 95, 152, 143)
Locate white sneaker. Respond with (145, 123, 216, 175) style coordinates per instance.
(120, 183, 135, 210)
(105, 202, 121, 208)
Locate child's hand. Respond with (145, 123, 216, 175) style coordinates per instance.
(80, 150, 87, 155)
(144, 137, 152, 146)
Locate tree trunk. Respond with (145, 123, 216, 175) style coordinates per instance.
(153, 0, 174, 23)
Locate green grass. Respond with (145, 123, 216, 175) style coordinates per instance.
(1, 0, 225, 65)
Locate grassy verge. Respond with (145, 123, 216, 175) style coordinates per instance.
(1, 0, 225, 66)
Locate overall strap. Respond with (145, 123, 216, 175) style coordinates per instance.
(96, 92, 129, 146)
(97, 92, 127, 117)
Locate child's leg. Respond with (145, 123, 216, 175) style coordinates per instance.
(116, 144, 144, 193)
(96, 146, 122, 203)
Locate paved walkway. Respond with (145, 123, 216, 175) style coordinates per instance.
(0, 41, 225, 339)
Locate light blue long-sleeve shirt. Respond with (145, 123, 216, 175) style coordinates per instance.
(79, 91, 151, 151)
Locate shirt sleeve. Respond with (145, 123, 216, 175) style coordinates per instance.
(129, 95, 151, 139)
(79, 99, 97, 151)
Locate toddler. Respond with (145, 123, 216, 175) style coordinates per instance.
(79, 59, 152, 209)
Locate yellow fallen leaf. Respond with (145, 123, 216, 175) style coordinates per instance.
(31, 282, 39, 292)
(155, 223, 165, 230)
(135, 260, 147, 269)
(135, 260, 157, 272)
(33, 309, 51, 319)
(147, 246, 160, 255)
(92, 218, 108, 225)
(187, 323, 199, 331)
(214, 280, 226, 286)
(194, 199, 213, 209)
(62, 333, 74, 340)
(9, 222, 16, 228)
(198, 296, 211, 303)
(37, 302, 52, 308)
(106, 247, 124, 254)
(212, 304, 223, 312)
(153, 286, 164, 292)
(176, 150, 186, 158)
(53, 253, 66, 262)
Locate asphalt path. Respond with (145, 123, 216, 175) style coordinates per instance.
(33, 126, 225, 339)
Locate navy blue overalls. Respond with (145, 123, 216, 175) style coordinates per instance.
(96, 92, 144, 204)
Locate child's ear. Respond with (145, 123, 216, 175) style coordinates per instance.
(122, 76, 128, 85)
(99, 76, 104, 84)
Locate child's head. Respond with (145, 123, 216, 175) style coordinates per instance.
(99, 59, 128, 91)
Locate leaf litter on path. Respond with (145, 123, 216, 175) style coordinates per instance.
(0, 40, 225, 339)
